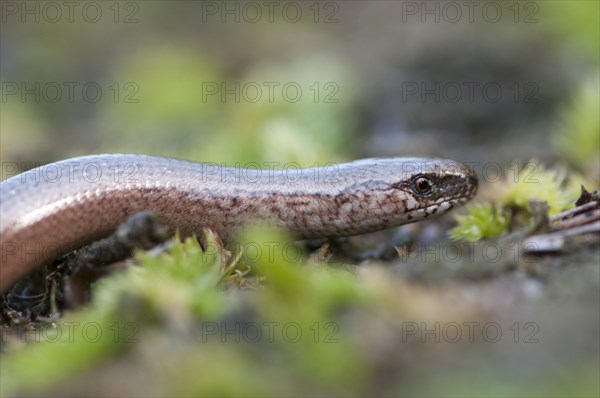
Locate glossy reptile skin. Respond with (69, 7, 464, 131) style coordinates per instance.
(0, 154, 478, 291)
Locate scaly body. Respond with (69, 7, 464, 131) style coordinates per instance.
(0, 154, 478, 291)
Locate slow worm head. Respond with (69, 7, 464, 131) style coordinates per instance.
(0, 154, 478, 291)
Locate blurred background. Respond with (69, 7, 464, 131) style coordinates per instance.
(1, 1, 599, 397)
(1, 1, 598, 175)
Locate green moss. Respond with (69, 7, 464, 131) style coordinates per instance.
(450, 162, 588, 241)
(0, 234, 233, 395)
(449, 203, 509, 241)
(1, 228, 370, 396)
(500, 162, 580, 216)
(2, 223, 597, 396)
(94, 232, 231, 321)
(0, 310, 126, 395)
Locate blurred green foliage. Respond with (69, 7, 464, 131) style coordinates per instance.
(544, 1, 600, 61)
(553, 74, 600, 181)
(1, 229, 370, 395)
(0, 101, 49, 165)
(99, 45, 225, 154)
(450, 162, 588, 241)
(3, 227, 598, 396)
(194, 55, 360, 165)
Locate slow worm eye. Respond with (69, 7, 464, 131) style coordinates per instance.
(412, 176, 433, 195)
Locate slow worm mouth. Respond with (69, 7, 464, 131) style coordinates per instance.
(416, 191, 474, 214)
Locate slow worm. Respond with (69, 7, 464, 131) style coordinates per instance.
(0, 154, 478, 291)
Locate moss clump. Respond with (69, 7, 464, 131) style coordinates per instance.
(450, 161, 588, 241)
(500, 162, 582, 216)
(449, 203, 509, 242)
